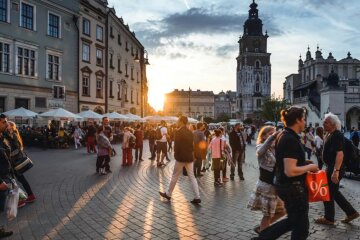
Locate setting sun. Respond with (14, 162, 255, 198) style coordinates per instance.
(148, 87, 165, 112)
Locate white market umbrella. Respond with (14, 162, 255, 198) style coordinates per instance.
(163, 116, 178, 123)
(125, 113, 144, 122)
(142, 115, 167, 122)
(39, 108, 81, 121)
(3, 107, 37, 119)
(78, 110, 103, 121)
(188, 117, 199, 124)
(103, 112, 129, 121)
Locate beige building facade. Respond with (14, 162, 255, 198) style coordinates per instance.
(164, 89, 215, 119)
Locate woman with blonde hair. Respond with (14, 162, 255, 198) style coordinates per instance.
(248, 125, 286, 233)
(6, 121, 36, 207)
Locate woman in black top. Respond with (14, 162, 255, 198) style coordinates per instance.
(253, 107, 318, 240)
(6, 121, 36, 207)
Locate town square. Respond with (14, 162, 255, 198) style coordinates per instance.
(0, 0, 360, 239)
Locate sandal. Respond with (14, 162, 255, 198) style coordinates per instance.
(314, 217, 335, 225)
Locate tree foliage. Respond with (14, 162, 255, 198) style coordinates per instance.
(243, 117, 253, 125)
(261, 95, 289, 123)
(216, 112, 230, 123)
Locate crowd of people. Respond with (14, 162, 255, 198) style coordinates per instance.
(1, 108, 360, 239)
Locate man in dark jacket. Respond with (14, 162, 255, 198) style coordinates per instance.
(159, 116, 201, 204)
(0, 114, 13, 238)
(229, 123, 246, 180)
(134, 124, 144, 161)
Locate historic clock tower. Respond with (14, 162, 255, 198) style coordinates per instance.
(236, 0, 271, 120)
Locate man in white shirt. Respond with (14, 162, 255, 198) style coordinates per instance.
(156, 120, 168, 167)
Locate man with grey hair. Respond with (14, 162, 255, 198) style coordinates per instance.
(315, 113, 359, 225)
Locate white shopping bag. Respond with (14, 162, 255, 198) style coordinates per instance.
(6, 182, 19, 221)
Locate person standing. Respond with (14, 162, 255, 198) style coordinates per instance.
(0, 114, 13, 238)
(229, 123, 246, 181)
(208, 129, 225, 186)
(315, 113, 359, 225)
(122, 127, 135, 166)
(159, 116, 201, 204)
(86, 121, 97, 154)
(148, 126, 156, 160)
(193, 123, 206, 178)
(253, 107, 319, 240)
(303, 127, 314, 160)
(73, 125, 83, 149)
(314, 127, 324, 169)
(134, 125, 144, 161)
(96, 126, 112, 174)
(156, 121, 168, 167)
(6, 121, 36, 207)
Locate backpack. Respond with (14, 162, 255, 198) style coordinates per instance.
(129, 135, 136, 148)
(156, 127, 163, 140)
(343, 136, 360, 174)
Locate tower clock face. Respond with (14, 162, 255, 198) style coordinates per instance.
(253, 39, 260, 48)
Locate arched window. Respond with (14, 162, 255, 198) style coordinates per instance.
(255, 60, 261, 69)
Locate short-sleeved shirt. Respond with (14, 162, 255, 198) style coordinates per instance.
(159, 127, 167, 142)
(322, 130, 343, 168)
(275, 127, 306, 185)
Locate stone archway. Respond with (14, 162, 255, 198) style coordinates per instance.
(94, 106, 104, 115)
(346, 106, 360, 130)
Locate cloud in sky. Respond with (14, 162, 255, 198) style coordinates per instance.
(108, 0, 360, 111)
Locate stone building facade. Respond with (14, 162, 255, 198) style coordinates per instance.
(236, 0, 271, 120)
(284, 46, 360, 129)
(164, 89, 215, 119)
(214, 91, 237, 119)
(0, 0, 79, 113)
(107, 7, 148, 116)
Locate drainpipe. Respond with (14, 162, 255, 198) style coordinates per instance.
(105, 11, 109, 113)
(73, 15, 80, 112)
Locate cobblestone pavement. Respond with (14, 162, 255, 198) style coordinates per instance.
(4, 141, 360, 240)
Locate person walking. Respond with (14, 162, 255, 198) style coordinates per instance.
(350, 128, 359, 148)
(73, 125, 83, 149)
(0, 114, 14, 238)
(303, 127, 314, 160)
(314, 113, 359, 225)
(314, 127, 324, 169)
(193, 123, 206, 178)
(248, 126, 286, 233)
(252, 107, 319, 240)
(96, 126, 112, 174)
(159, 116, 201, 204)
(229, 123, 246, 181)
(134, 125, 144, 161)
(6, 121, 36, 207)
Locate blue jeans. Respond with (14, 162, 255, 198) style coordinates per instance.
(257, 183, 309, 240)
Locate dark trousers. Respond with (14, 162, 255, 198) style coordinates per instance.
(324, 169, 357, 222)
(16, 173, 33, 196)
(258, 183, 309, 240)
(0, 190, 7, 212)
(194, 157, 202, 177)
(135, 145, 143, 160)
(212, 158, 221, 182)
(96, 155, 110, 171)
(149, 142, 155, 158)
(230, 150, 244, 178)
(305, 147, 312, 160)
(315, 149, 323, 169)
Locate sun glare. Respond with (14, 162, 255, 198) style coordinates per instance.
(148, 88, 165, 112)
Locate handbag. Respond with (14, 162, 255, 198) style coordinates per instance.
(13, 151, 34, 174)
(305, 170, 330, 202)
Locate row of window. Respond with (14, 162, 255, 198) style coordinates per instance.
(82, 42, 139, 82)
(0, 41, 61, 80)
(0, 95, 59, 112)
(237, 99, 262, 109)
(81, 73, 139, 104)
(0, 1, 61, 38)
